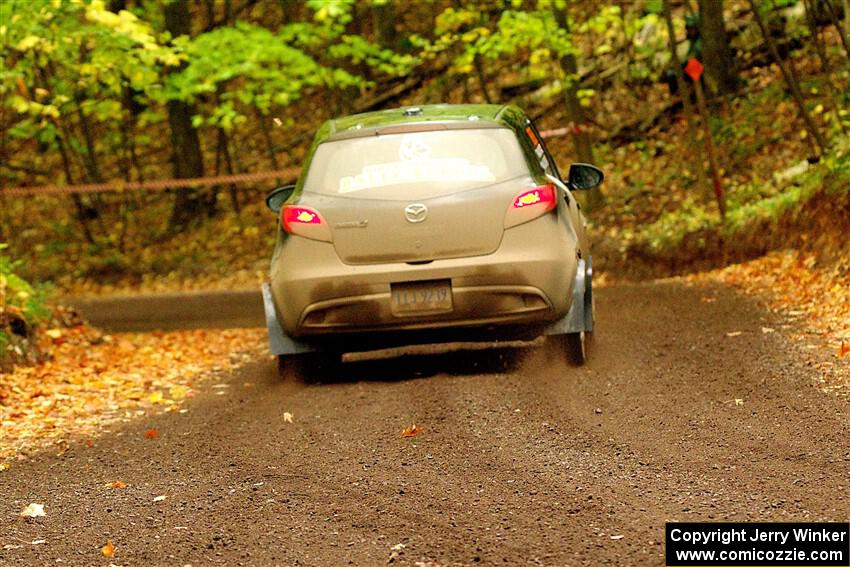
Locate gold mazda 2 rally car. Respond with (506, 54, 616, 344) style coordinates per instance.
(262, 104, 602, 373)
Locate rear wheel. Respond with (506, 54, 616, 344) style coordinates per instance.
(550, 331, 587, 366)
(277, 352, 341, 381)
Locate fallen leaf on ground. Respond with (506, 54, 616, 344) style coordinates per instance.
(389, 542, 406, 562)
(108, 481, 128, 488)
(283, 412, 293, 423)
(101, 541, 115, 557)
(144, 429, 159, 439)
(401, 424, 422, 437)
(169, 385, 189, 399)
(839, 341, 850, 358)
(0, 463, 9, 471)
(20, 503, 46, 517)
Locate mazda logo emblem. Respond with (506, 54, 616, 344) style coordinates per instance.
(404, 203, 428, 223)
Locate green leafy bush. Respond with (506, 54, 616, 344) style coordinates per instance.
(636, 141, 850, 256)
(0, 244, 51, 363)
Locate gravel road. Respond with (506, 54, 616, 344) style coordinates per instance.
(2, 281, 848, 566)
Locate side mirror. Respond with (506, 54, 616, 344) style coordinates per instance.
(567, 163, 604, 191)
(265, 184, 296, 212)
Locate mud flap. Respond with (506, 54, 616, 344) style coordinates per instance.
(262, 283, 316, 355)
(544, 257, 591, 336)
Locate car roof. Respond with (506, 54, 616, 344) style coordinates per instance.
(316, 104, 527, 143)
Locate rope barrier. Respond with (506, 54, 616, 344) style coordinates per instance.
(1, 168, 301, 198)
(1, 129, 571, 198)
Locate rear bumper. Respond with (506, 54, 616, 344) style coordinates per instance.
(299, 284, 553, 334)
(263, 257, 590, 356)
(270, 217, 578, 338)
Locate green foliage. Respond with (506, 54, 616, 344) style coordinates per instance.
(328, 34, 417, 77)
(307, 0, 356, 25)
(417, 3, 578, 86)
(0, 243, 51, 359)
(820, 146, 850, 195)
(168, 22, 330, 124)
(0, 246, 50, 320)
(641, 200, 717, 252)
(170, 4, 416, 130)
(1, 0, 418, 189)
(2, 0, 176, 122)
(414, 0, 677, 107)
(645, 0, 664, 14)
(636, 142, 850, 254)
(1, 0, 177, 194)
(579, 4, 622, 56)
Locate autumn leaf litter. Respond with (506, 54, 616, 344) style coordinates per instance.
(687, 249, 850, 393)
(0, 323, 266, 461)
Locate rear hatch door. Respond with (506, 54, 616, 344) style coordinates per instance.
(300, 181, 523, 264)
(300, 127, 532, 264)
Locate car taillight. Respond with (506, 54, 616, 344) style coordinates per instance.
(281, 205, 332, 242)
(504, 184, 557, 228)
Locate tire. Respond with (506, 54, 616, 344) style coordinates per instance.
(549, 260, 593, 366)
(550, 331, 587, 366)
(570, 331, 588, 365)
(277, 352, 340, 381)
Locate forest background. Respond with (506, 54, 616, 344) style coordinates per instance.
(1, 0, 849, 368)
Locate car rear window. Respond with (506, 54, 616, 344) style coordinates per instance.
(303, 128, 529, 200)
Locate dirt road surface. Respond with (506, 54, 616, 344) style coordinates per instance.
(66, 290, 265, 332)
(2, 281, 848, 566)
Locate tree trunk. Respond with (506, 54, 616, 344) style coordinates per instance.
(662, 0, 713, 208)
(372, 1, 396, 49)
(217, 128, 240, 214)
(53, 128, 97, 244)
(845, 0, 850, 40)
(551, 3, 604, 209)
(698, 0, 738, 95)
(473, 54, 494, 103)
(74, 101, 104, 184)
(164, 0, 208, 230)
(748, 0, 827, 157)
(692, 77, 726, 219)
(551, 6, 594, 165)
(803, 0, 847, 136)
(824, 0, 850, 61)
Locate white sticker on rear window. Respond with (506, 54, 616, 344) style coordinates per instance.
(398, 135, 433, 161)
(339, 159, 496, 193)
(337, 134, 496, 194)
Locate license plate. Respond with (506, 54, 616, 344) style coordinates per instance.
(391, 280, 453, 315)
